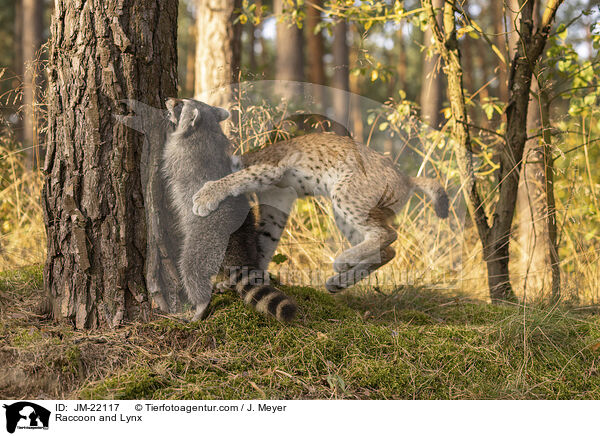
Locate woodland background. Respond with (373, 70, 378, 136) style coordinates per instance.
(0, 0, 600, 399)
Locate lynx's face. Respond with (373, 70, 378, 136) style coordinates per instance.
(165, 98, 230, 135)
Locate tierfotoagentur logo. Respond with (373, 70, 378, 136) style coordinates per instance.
(2, 402, 50, 434)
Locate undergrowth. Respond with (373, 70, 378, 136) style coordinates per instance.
(1, 266, 599, 400)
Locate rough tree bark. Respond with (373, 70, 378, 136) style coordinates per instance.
(43, 0, 179, 328)
(423, 0, 563, 302)
(21, 0, 43, 168)
(420, 0, 444, 129)
(194, 0, 242, 107)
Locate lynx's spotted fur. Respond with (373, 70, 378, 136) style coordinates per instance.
(192, 132, 449, 292)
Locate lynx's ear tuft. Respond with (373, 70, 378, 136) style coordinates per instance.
(213, 107, 230, 122)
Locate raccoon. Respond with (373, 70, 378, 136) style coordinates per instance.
(162, 98, 297, 322)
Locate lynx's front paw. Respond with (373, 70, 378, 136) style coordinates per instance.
(192, 182, 222, 216)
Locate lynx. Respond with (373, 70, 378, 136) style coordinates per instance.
(192, 132, 449, 292)
(162, 98, 297, 321)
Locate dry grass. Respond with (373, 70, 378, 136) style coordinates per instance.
(0, 73, 598, 303)
(0, 142, 45, 270)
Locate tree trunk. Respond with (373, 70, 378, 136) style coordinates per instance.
(516, 74, 560, 301)
(349, 28, 363, 143)
(185, 15, 197, 96)
(43, 0, 179, 328)
(306, 0, 325, 106)
(423, 0, 563, 302)
(396, 23, 407, 93)
(517, 78, 548, 299)
(248, 19, 257, 73)
(274, 0, 304, 98)
(21, 0, 43, 168)
(420, 0, 444, 129)
(194, 0, 242, 107)
(493, 0, 510, 104)
(540, 85, 560, 301)
(332, 19, 350, 134)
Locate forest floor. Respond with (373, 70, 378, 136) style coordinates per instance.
(1, 265, 600, 400)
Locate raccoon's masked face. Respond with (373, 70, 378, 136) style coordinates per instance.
(165, 98, 230, 135)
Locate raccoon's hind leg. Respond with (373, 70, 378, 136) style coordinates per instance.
(179, 225, 228, 321)
(256, 187, 297, 270)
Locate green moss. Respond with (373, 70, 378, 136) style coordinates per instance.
(3, 267, 600, 399)
(11, 327, 43, 347)
(0, 265, 43, 293)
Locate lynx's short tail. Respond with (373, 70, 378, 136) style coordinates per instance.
(229, 269, 297, 322)
(410, 177, 449, 219)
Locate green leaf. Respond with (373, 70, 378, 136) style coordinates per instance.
(482, 103, 495, 120)
(583, 94, 596, 106)
(556, 23, 568, 40)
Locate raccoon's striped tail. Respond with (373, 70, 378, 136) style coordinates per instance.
(410, 177, 449, 219)
(230, 268, 297, 322)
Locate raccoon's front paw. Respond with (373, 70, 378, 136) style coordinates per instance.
(192, 183, 221, 216)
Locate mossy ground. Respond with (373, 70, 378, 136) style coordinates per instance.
(1, 266, 599, 399)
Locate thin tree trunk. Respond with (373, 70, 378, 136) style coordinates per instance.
(185, 16, 197, 96)
(420, 0, 444, 129)
(255, 0, 267, 75)
(349, 28, 363, 143)
(493, 0, 510, 104)
(540, 85, 560, 301)
(274, 0, 304, 98)
(423, 0, 563, 302)
(517, 78, 550, 299)
(332, 19, 350, 134)
(248, 20, 257, 73)
(306, 0, 325, 106)
(396, 23, 407, 93)
(21, 0, 43, 168)
(460, 29, 476, 123)
(194, 0, 241, 107)
(43, 0, 179, 328)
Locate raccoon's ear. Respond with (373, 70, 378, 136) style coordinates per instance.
(191, 108, 200, 126)
(178, 105, 200, 132)
(212, 107, 230, 122)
